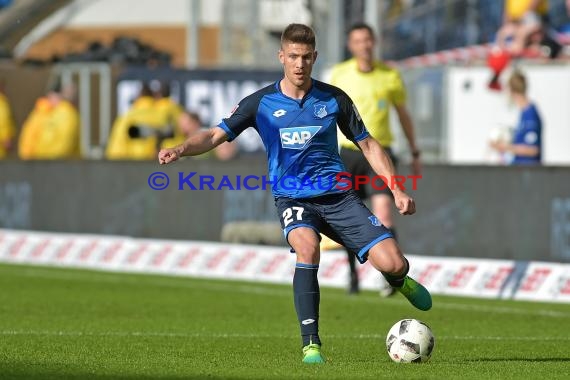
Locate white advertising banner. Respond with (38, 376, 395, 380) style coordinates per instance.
(1, 229, 569, 303)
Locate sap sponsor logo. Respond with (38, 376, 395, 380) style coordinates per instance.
(280, 126, 322, 149)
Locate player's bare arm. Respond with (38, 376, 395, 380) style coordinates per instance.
(357, 136, 416, 215)
(394, 104, 421, 176)
(158, 126, 228, 165)
(489, 140, 539, 157)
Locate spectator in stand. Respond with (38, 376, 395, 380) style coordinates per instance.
(490, 70, 542, 165)
(153, 81, 183, 140)
(18, 82, 81, 160)
(496, 0, 550, 57)
(0, 82, 15, 159)
(106, 83, 175, 160)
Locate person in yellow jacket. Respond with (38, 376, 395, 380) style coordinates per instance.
(154, 82, 183, 138)
(0, 89, 16, 159)
(18, 85, 80, 160)
(329, 23, 420, 295)
(106, 83, 178, 160)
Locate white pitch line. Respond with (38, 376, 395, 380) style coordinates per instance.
(1, 330, 569, 341)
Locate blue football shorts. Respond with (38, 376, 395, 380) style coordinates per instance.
(275, 190, 394, 263)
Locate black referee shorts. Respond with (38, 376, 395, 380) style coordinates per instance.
(340, 147, 398, 199)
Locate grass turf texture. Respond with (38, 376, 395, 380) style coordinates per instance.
(0, 264, 569, 379)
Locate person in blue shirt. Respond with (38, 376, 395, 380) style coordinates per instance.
(491, 70, 542, 164)
(158, 23, 431, 364)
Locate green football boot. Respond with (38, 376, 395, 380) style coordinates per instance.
(302, 343, 325, 364)
(397, 276, 432, 311)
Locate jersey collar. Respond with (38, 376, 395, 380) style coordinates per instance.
(275, 78, 315, 107)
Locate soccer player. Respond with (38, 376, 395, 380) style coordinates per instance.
(158, 23, 432, 364)
(329, 23, 421, 295)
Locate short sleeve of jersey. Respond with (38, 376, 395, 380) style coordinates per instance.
(218, 94, 259, 142)
(389, 70, 407, 106)
(335, 90, 369, 144)
(520, 118, 541, 147)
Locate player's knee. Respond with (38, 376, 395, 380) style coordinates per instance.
(388, 257, 407, 275)
(368, 240, 406, 274)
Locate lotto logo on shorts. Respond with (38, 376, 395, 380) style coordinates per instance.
(279, 126, 322, 149)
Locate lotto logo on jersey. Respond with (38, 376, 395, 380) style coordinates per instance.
(280, 126, 322, 149)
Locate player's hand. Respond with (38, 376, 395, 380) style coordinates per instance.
(490, 140, 508, 153)
(158, 147, 181, 165)
(394, 190, 416, 215)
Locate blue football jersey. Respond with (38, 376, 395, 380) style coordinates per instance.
(512, 103, 542, 165)
(218, 79, 369, 198)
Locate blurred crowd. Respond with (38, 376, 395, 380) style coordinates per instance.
(0, 79, 259, 162)
(382, 0, 570, 60)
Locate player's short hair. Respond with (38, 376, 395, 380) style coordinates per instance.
(281, 24, 316, 49)
(508, 70, 527, 94)
(347, 22, 375, 39)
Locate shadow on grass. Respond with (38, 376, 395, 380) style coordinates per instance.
(466, 357, 570, 363)
(0, 367, 248, 380)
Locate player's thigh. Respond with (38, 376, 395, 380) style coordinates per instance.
(288, 227, 320, 264)
(275, 197, 323, 262)
(324, 191, 393, 264)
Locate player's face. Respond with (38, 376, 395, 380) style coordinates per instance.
(279, 42, 317, 89)
(347, 28, 375, 61)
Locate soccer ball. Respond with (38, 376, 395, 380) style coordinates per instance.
(386, 319, 435, 363)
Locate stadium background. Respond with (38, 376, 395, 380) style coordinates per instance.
(1, 2, 570, 297)
(1, 1, 570, 378)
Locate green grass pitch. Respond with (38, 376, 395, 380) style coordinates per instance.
(0, 263, 569, 379)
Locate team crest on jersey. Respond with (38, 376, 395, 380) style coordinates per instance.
(314, 104, 328, 119)
(368, 216, 381, 227)
(280, 126, 322, 149)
